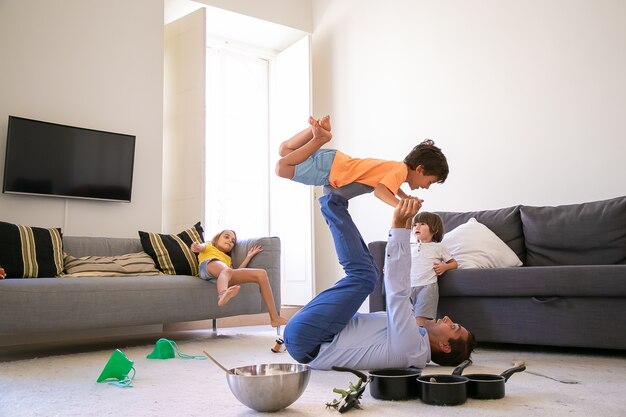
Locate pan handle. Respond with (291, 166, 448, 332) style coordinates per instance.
(331, 366, 368, 381)
(500, 365, 526, 382)
(452, 359, 472, 376)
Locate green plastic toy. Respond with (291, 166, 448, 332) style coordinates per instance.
(96, 349, 135, 388)
(146, 338, 206, 360)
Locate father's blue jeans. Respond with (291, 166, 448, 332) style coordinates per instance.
(283, 193, 378, 363)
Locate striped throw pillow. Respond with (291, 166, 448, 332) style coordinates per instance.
(138, 222, 204, 276)
(0, 221, 64, 278)
(63, 252, 164, 277)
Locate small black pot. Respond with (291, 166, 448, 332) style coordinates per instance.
(368, 368, 422, 401)
(463, 365, 526, 400)
(417, 374, 469, 406)
(417, 359, 471, 406)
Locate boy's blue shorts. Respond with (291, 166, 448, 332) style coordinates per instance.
(292, 149, 337, 186)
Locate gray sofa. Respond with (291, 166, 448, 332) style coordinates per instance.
(0, 235, 281, 344)
(368, 195, 626, 350)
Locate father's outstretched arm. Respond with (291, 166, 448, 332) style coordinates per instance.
(384, 198, 425, 359)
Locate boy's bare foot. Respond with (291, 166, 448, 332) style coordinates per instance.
(309, 115, 332, 133)
(310, 118, 332, 143)
(318, 114, 331, 131)
(218, 285, 240, 307)
(271, 316, 289, 328)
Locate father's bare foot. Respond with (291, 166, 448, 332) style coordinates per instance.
(218, 285, 240, 307)
(271, 316, 289, 328)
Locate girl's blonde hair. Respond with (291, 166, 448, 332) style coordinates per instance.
(211, 229, 237, 253)
(411, 212, 444, 242)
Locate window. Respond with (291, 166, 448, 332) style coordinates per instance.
(205, 35, 314, 305)
(205, 46, 269, 236)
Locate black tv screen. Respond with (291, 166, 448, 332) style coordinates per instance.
(2, 116, 135, 202)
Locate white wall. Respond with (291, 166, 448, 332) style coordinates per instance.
(0, 0, 164, 237)
(163, 8, 206, 234)
(310, 0, 626, 291)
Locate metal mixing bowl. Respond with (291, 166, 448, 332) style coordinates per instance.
(226, 363, 311, 412)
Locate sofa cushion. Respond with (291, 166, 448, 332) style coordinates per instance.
(442, 218, 523, 268)
(436, 205, 525, 263)
(521, 195, 626, 266)
(63, 236, 143, 257)
(138, 222, 204, 276)
(0, 221, 64, 278)
(63, 252, 163, 277)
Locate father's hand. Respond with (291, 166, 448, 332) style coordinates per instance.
(392, 198, 422, 229)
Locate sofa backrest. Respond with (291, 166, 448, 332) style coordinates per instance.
(63, 236, 143, 257)
(520, 195, 626, 266)
(435, 205, 526, 264)
(62, 235, 281, 274)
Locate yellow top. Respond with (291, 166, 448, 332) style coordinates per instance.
(198, 243, 232, 267)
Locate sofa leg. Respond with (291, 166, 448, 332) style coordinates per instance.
(212, 319, 217, 333)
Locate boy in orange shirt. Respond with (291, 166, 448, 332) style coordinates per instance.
(275, 115, 449, 207)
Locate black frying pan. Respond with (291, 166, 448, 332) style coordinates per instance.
(332, 366, 422, 401)
(462, 364, 526, 399)
(368, 368, 422, 400)
(417, 359, 471, 406)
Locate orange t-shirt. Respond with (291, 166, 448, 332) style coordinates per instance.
(328, 150, 408, 195)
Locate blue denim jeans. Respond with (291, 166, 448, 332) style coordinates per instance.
(283, 193, 378, 363)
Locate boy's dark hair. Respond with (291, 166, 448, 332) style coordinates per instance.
(403, 139, 449, 183)
(430, 331, 477, 367)
(412, 212, 444, 242)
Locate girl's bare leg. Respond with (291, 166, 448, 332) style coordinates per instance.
(275, 116, 332, 179)
(207, 262, 240, 306)
(229, 269, 288, 327)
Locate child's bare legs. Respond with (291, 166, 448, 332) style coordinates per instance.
(275, 115, 332, 179)
(277, 118, 314, 158)
(229, 268, 289, 327)
(206, 262, 241, 307)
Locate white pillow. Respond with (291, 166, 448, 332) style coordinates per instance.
(442, 218, 523, 269)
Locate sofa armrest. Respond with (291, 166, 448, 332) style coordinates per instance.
(368, 241, 387, 312)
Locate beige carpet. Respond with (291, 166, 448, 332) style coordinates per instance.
(1, 326, 624, 417)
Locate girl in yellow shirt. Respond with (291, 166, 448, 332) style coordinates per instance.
(191, 229, 288, 328)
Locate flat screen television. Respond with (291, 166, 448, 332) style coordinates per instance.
(2, 116, 135, 202)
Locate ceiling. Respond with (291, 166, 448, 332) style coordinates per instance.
(164, 0, 307, 52)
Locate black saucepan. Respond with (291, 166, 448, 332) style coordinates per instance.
(332, 366, 422, 401)
(368, 368, 422, 400)
(461, 364, 526, 399)
(417, 359, 471, 406)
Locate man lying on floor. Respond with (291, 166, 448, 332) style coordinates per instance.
(284, 193, 476, 369)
